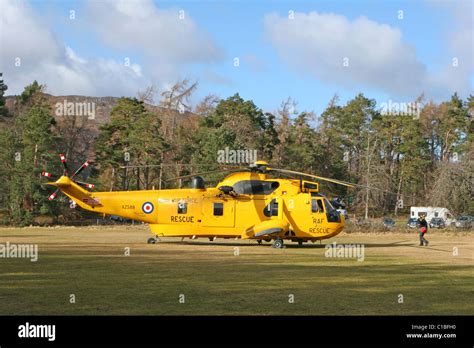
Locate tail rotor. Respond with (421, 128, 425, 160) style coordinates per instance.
(48, 190, 59, 201)
(59, 153, 69, 176)
(44, 154, 94, 201)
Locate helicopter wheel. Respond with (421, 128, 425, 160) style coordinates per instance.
(147, 237, 159, 244)
(272, 238, 284, 249)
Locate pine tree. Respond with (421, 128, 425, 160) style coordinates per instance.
(192, 93, 277, 174)
(2, 81, 58, 225)
(95, 98, 168, 190)
(0, 73, 8, 118)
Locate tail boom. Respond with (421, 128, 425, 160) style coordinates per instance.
(47, 176, 158, 223)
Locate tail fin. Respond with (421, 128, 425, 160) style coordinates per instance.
(47, 176, 102, 207)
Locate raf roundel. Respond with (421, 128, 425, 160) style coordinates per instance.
(142, 202, 154, 214)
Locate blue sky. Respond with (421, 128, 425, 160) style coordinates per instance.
(2, 0, 472, 115)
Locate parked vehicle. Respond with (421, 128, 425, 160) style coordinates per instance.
(407, 218, 418, 228)
(410, 207, 455, 226)
(382, 218, 396, 229)
(455, 216, 473, 229)
(429, 217, 446, 229)
(355, 218, 372, 228)
(337, 209, 349, 220)
(110, 215, 132, 223)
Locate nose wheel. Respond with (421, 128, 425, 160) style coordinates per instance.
(272, 238, 284, 249)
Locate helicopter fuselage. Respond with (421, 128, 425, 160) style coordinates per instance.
(50, 172, 345, 243)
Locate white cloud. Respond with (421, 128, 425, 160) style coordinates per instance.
(0, 0, 62, 68)
(85, 0, 223, 70)
(437, 1, 473, 96)
(0, 0, 223, 97)
(0, 0, 149, 96)
(264, 11, 472, 99)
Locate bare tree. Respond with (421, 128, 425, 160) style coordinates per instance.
(194, 94, 220, 116)
(160, 79, 198, 111)
(137, 85, 156, 105)
(428, 145, 474, 214)
(274, 97, 298, 165)
(159, 79, 198, 141)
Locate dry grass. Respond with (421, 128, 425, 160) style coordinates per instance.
(0, 225, 472, 315)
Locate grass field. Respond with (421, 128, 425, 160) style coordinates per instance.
(0, 225, 472, 315)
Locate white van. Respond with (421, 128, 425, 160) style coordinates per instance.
(410, 207, 455, 226)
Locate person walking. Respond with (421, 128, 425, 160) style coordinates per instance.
(417, 215, 429, 246)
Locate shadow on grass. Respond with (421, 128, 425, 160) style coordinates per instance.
(162, 240, 418, 249)
(0, 235, 52, 238)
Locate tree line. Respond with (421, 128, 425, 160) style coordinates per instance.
(0, 75, 472, 225)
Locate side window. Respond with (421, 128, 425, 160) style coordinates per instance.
(311, 199, 319, 213)
(214, 202, 224, 216)
(264, 199, 278, 217)
(178, 202, 187, 214)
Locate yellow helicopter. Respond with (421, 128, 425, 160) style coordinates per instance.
(45, 155, 355, 248)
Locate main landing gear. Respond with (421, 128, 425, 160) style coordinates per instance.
(147, 237, 160, 244)
(272, 238, 284, 249)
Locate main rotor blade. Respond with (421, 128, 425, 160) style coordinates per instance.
(341, 182, 399, 195)
(269, 167, 398, 195)
(268, 168, 356, 188)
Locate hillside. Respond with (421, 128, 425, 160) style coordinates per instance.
(2, 94, 200, 131)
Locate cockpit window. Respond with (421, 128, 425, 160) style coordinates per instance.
(317, 199, 325, 212)
(232, 180, 279, 195)
(312, 199, 325, 213)
(324, 198, 341, 222)
(324, 198, 336, 213)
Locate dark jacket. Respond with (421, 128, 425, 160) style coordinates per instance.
(418, 218, 428, 229)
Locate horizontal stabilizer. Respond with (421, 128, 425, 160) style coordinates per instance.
(47, 176, 102, 207)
